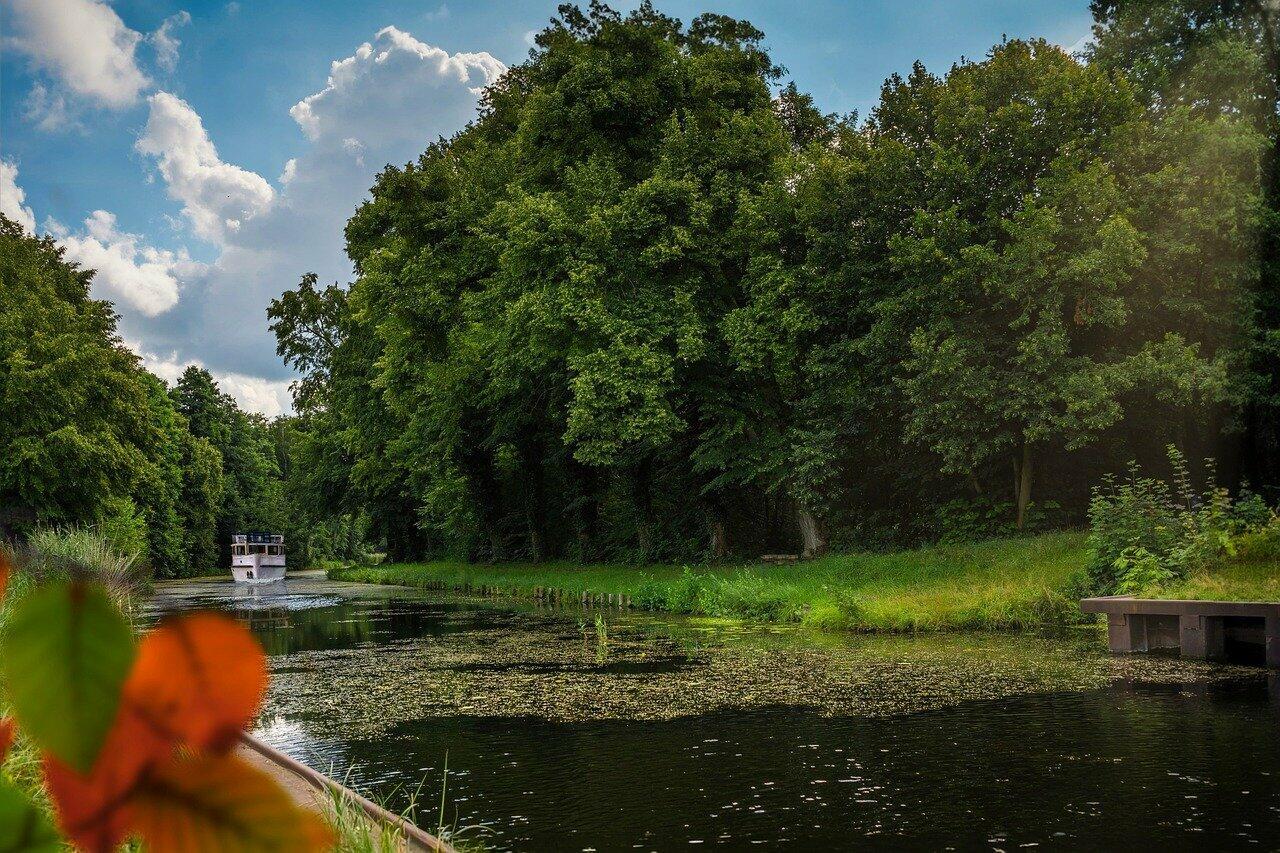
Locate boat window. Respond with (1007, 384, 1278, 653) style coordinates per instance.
(267, 545, 280, 556)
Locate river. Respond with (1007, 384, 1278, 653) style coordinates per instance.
(146, 572, 1280, 851)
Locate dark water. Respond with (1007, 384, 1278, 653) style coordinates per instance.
(147, 574, 1280, 851)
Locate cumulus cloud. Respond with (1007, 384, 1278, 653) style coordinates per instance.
(11, 27, 506, 415)
(5, 0, 151, 109)
(130, 345, 294, 417)
(149, 11, 192, 73)
(120, 30, 505, 394)
(288, 26, 505, 148)
(0, 162, 38, 233)
(58, 210, 201, 316)
(136, 92, 277, 245)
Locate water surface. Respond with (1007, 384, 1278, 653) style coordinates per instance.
(147, 573, 1280, 851)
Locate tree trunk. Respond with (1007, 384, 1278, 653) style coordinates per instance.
(462, 446, 505, 563)
(567, 459, 600, 562)
(1014, 440, 1033, 530)
(520, 441, 547, 563)
(796, 503, 826, 559)
(630, 459, 656, 561)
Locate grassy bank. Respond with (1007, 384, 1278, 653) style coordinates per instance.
(332, 532, 1095, 632)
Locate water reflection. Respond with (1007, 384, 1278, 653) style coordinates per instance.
(149, 574, 1280, 851)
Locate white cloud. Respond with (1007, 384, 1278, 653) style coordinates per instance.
(135, 92, 276, 245)
(217, 372, 294, 417)
(423, 4, 450, 22)
(58, 210, 200, 316)
(0, 161, 38, 233)
(22, 27, 506, 418)
(130, 345, 293, 417)
(5, 0, 151, 109)
(1061, 31, 1095, 57)
(149, 11, 192, 73)
(288, 26, 505, 147)
(43, 216, 70, 239)
(23, 83, 78, 133)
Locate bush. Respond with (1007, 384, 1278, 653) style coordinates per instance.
(933, 498, 1060, 544)
(1087, 447, 1272, 595)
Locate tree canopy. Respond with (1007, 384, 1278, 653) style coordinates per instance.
(270, 1, 1271, 562)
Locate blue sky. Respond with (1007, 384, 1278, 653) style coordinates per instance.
(0, 0, 1093, 414)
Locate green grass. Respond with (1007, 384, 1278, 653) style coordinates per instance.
(332, 532, 1094, 632)
(1161, 558, 1280, 602)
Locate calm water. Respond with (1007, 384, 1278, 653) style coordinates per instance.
(146, 573, 1280, 851)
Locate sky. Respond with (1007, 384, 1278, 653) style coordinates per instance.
(0, 0, 1095, 417)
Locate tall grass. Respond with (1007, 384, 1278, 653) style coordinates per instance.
(1, 528, 148, 839)
(15, 526, 147, 603)
(333, 533, 1092, 632)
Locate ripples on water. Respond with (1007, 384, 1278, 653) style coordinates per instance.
(147, 574, 1280, 851)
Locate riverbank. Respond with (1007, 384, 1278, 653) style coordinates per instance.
(331, 533, 1092, 632)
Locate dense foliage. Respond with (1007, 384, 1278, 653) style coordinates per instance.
(269, 1, 1273, 564)
(0, 221, 297, 577)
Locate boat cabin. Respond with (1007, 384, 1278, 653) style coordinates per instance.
(231, 532, 286, 583)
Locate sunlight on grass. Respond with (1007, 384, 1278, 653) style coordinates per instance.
(333, 533, 1092, 632)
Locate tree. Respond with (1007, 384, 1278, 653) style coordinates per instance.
(0, 217, 156, 536)
(1091, 0, 1280, 495)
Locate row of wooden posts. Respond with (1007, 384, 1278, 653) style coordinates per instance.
(414, 579, 633, 609)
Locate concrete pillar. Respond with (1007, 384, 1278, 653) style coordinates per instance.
(1180, 615, 1224, 660)
(1108, 613, 1142, 653)
(1267, 617, 1280, 668)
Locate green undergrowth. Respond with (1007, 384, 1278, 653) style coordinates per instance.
(332, 533, 1097, 632)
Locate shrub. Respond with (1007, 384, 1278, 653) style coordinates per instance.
(1087, 447, 1273, 594)
(933, 498, 1060, 544)
(1112, 546, 1175, 595)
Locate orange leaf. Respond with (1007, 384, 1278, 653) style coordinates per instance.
(127, 612, 268, 753)
(0, 718, 12, 765)
(0, 549, 9, 601)
(43, 701, 173, 853)
(131, 751, 334, 852)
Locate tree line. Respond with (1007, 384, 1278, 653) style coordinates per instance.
(268, 1, 1275, 563)
(0, 219, 363, 575)
(2, 1, 1274, 572)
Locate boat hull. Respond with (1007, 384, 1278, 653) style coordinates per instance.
(232, 564, 286, 584)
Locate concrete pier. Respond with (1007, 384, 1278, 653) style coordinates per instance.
(1081, 596, 1280, 667)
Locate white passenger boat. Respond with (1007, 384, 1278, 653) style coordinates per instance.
(231, 532, 286, 584)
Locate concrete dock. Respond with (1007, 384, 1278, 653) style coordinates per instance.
(1081, 596, 1280, 667)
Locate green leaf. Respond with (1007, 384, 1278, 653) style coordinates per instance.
(0, 582, 135, 773)
(0, 781, 61, 853)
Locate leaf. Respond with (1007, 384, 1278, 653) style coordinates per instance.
(0, 581, 135, 772)
(0, 550, 9, 602)
(43, 700, 174, 853)
(126, 612, 268, 752)
(131, 752, 334, 852)
(0, 780, 61, 853)
(0, 719, 12, 766)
